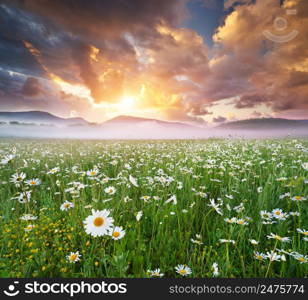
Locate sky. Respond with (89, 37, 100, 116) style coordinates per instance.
(0, 0, 307, 124)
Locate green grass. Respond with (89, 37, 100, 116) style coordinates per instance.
(0, 138, 307, 278)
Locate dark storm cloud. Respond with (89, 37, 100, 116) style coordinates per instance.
(3, 0, 188, 38)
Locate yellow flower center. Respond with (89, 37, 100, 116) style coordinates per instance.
(30, 181, 36, 185)
(275, 235, 282, 240)
(275, 211, 281, 215)
(303, 232, 308, 236)
(113, 231, 120, 238)
(64, 203, 70, 208)
(90, 171, 96, 175)
(295, 196, 301, 200)
(93, 217, 104, 227)
(179, 269, 187, 275)
(298, 257, 305, 262)
(70, 254, 77, 261)
(256, 255, 263, 260)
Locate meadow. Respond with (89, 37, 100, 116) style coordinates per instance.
(0, 138, 307, 278)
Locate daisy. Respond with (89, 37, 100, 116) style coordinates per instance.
(175, 264, 192, 276)
(165, 195, 177, 205)
(296, 228, 308, 236)
(267, 233, 291, 243)
(208, 199, 223, 215)
(25, 178, 41, 186)
(291, 196, 306, 202)
(47, 167, 60, 174)
(67, 251, 81, 263)
(302, 162, 308, 171)
(83, 209, 114, 237)
(265, 251, 284, 262)
(224, 217, 237, 224)
(147, 268, 164, 277)
(17, 191, 31, 204)
(272, 209, 288, 220)
(136, 211, 143, 221)
(236, 218, 249, 225)
(191, 239, 203, 245)
(109, 226, 125, 240)
(104, 186, 116, 195)
(24, 224, 35, 232)
(60, 201, 74, 211)
(140, 195, 151, 202)
(260, 210, 272, 220)
(249, 239, 259, 245)
(293, 254, 308, 264)
(212, 262, 219, 277)
(129, 175, 138, 187)
(20, 214, 37, 221)
(0, 154, 15, 165)
(87, 169, 99, 177)
(10, 172, 26, 185)
(254, 252, 266, 261)
(219, 239, 235, 244)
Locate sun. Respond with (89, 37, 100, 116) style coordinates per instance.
(119, 96, 136, 109)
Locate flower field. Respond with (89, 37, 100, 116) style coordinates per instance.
(0, 139, 307, 278)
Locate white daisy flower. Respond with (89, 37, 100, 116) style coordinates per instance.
(272, 209, 288, 220)
(60, 201, 74, 211)
(104, 186, 116, 195)
(302, 162, 308, 171)
(147, 268, 164, 277)
(25, 178, 41, 186)
(136, 211, 143, 221)
(129, 175, 139, 187)
(291, 196, 306, 202)
(109, 226, 125, 240)
(219, 239, 235, 244)
(10, 172, 26, 185)
(67, 251, 81, 263)
(165, 195, 177, 205)
(20, 214, 37, 221)
(212, 262, 219, 277)
(24, 224, 35, 232)
(296, 228, 308, 236)
(254, 251, 266, 261)
(267, 233, 291, 243)
(83, 209, 114, 237)
(175, 264, 192, 276)
(87, 169, 99, 177)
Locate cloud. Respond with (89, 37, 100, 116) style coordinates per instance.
(1, 0, 308, 122)
(210, 0, 308, 116)
(212, 115, 227, 123)
(21, 77, 43, 96)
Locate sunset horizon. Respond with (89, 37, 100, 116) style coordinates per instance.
(1, 0, 308, 125)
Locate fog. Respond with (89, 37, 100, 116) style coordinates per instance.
(0, 123, 307, 140)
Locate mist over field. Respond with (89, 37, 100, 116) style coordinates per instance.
(1, 123, 308, 139)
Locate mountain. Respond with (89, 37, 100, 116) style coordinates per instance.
(0, 111, 90, 126)
(102, 115, 197, 129)
(217, 118, 308, 130)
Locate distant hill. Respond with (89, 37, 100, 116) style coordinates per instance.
(217, 118, 308, 130)
(102, 115, 197, 130)
(0, 111, 90, 126)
